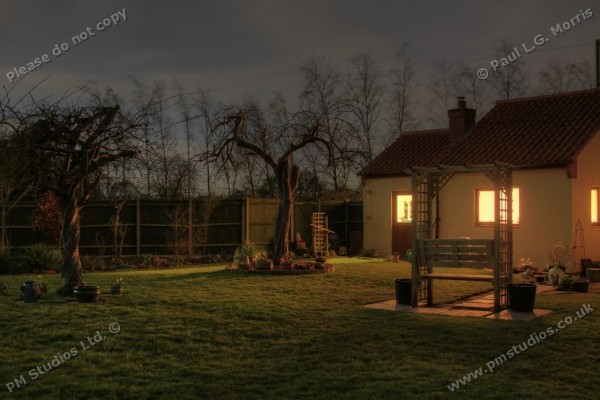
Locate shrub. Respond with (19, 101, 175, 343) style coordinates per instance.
(139, 254, 170, 269)
(0, 247, 12, 274)
(20, 243, 63, 273)
(80, 255, 107, 271)
(0, 247, 26, 275)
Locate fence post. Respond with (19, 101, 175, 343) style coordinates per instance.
(188, 197, 193, 258)
(136, 198, 141, 256)
(241, 196, 248, 243)
(345, 200, 349, 249)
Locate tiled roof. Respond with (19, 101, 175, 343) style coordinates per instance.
(360, 129, 450, 177)
(362, 89, 600, 178)
(442, 89, 600, 166)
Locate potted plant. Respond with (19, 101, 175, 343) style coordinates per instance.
(36, 275, 48, 295)
(545, 241, 571, 284)
(230, 240, 267, 269)
(111, 277, 124, 295)
(20, 281, 41, 303)
(253, 258, 273, 271)
(573, 277, 590, 293)
(394, 278, 412, 305)
(508, 283, 537, 312)
(557, 275, 574, 291)
(314, 255, 327, 270)
(279, 252, 295, 271)
(73, 285, 101, 303)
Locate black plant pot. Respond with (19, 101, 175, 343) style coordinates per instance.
(20, 281, 40, 303)
(573, 280, 589, 293)
(557, 282, 574, 291)
(508, 283, 536, 312)
(395, 278, 412, 305)
(111, 286, 124, 295)
(73, 286, 101, 303)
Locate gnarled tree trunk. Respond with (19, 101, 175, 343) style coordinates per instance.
(61, 198, 83, 295)
(272, 158, 300, 263)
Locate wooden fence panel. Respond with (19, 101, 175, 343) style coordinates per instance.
(1, 198, 362, 257)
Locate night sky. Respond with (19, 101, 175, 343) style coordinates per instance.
(1, 0, 598, 107)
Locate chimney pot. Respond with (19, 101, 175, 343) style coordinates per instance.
(448, 97, 475, 145)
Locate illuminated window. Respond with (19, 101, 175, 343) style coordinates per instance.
(592, 188, 599, 225)
(476, 188, 520, 225)
(395, 194, 412, 223)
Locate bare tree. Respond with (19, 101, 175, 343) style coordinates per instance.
(451, 63, 493, 117)
(488, 39, 530, 99)
(165, 202, 189, 263)
(175, 83, 198, 198)
(194, 90, 225, 196)
(0, 138, 37, 248)
(427, 60, 456, 126)
(212, 105, 328, 262)
(107, 180, 136, 262)
(194, 194, 220, 255)
(300, 57, 351, 191)
(567, 59, 595, 90)
(345, 52, 384, 167)
(387, 44, 419, 144)
(537, 60, 595, 94)
(19, 93, 147, 293)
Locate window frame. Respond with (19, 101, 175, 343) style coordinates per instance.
(392, 192, 413, 224)
(475, 187, 520, 227)
(592, 187, 599, 226)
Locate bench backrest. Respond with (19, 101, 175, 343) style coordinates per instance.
(416, 239, 495, 269)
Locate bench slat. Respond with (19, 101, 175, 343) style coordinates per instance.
(414, 238, 497, 307)
(422, 273, 493, 281)
(417, 239, 495, 269)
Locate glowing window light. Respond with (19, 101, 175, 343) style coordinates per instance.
(592, 188, 599, 224)
(477, 188, 520, 225)
(395, 194, 412, 223)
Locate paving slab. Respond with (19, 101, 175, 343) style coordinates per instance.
(363, 299, 554, 320)
(487, 309, 554, 321)
(363, 282, 600, 320)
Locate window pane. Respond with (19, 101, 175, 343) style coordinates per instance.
(592, 189, 598, 224)
(478, 191, 495, 223)
(396, 195, 412, 223)
(477, 188, 519, 224)
(513, 188, 520, 225)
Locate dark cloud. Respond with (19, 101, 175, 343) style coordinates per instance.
(0, 0, 598, 101)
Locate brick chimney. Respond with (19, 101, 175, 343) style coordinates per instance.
(448, 97, 476, 145)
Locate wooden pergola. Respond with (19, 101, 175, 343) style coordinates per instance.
(407, 163, 514, 312)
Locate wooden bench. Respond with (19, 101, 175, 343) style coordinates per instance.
(413, 239, 496, 306)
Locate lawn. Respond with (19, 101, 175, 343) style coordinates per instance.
(0, 260, 598, 399)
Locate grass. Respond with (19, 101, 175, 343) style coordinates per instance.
(0, 259, 598, 399)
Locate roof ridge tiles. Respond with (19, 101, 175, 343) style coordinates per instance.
(495, 87, 600, 105)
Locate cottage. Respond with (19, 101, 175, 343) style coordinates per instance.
(361, 89, 600, 273)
